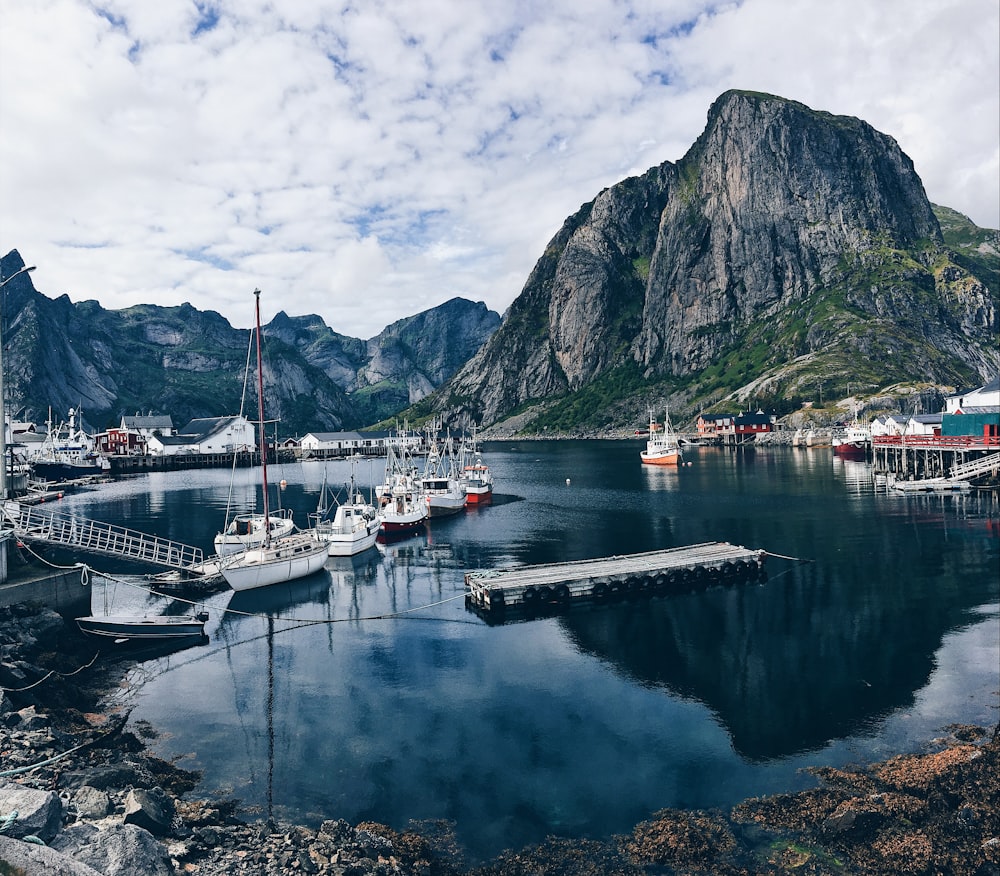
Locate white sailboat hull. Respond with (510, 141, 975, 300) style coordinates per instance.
(221, 535, 329, 591)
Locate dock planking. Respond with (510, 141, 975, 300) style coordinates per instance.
(464, 541, 766, 616)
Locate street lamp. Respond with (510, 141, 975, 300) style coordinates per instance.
(0, 264, 37, 499)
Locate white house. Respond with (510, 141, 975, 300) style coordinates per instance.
(945, 375, 1000, 414)
(147, 416, 254, 456)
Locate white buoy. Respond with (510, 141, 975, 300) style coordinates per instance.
(279, 479, 288, 488)
(566, 478, 571, 485)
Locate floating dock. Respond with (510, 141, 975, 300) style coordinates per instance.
(465, 541, 766, 616)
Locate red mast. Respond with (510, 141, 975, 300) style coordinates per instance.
(254, 288, 270, 546)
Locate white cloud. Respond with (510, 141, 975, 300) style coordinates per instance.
(1, 0, 996, 338)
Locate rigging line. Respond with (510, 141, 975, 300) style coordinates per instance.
(222, 329, 256, 531)
(0, 650, 102, 693)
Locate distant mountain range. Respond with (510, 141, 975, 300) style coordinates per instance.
(4, 90, 998, 440)
(0, 253, 499, 436)
(411, 90, 998, 434)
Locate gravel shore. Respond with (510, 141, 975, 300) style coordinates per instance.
(2, 604, 997, 876)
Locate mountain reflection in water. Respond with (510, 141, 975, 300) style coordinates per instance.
(53, 442, 999, 861)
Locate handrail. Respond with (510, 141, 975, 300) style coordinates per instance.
(872, 435, 999, 449)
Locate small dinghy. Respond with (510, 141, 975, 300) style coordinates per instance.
(77, 611, 209, 642)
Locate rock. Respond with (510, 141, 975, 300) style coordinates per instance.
(15, 706, 50, 731)
(23, 608, 67, 642)
(61, 761, 156, 791)
(50, 822, 173, 876)
(0, 835, 105, 876)
(73, 786, 111, 819)
(0, 781, 64, 842)
(123, 787, 175, 836)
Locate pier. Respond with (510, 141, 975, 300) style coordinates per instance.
(465, 542, 766, 617)
(873, 435, 999, 483)
(1, 501, 205, 571)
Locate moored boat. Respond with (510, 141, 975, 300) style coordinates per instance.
(832, 422, 872, 459)
(640, 407, 682, 466)
(375, 435, 428, 533)
(310, 468, 379, 556)
(460, 428, 493, 504)
(420, 435, 466, 517)
(219, 289, 329, 591)
(214, 509, 296, 556)
(77, 611, 209, 641)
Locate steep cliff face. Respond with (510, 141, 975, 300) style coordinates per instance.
(432, 90, 998, 430)
(635, 92, 942, 375)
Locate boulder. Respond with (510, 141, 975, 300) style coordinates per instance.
(73, 786, 111, 819)
(123, 787, 175, 836)
(0, 781, 64, 842)
(0, 835, 104, 876)
(61, 760, 155, 791)
(50, 822, 173, 876)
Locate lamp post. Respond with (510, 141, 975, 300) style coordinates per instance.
(0, 264, 37, 499)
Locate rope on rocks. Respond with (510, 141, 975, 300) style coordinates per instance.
(0, 713, 130, 779)
(0, 650, 101, 694)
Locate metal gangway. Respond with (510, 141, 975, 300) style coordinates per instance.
(2, 501, 204, 570)
(948, 452, 1000, 482)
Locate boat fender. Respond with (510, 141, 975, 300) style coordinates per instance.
(592, 581, 609, 600)
(554, 584, 570, 602)
(522, 586, 539, 603)
(537, 585, 553, 602)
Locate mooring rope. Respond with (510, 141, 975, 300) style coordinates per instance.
(0, 650, 102, 693)
(764, 550, 814, 563)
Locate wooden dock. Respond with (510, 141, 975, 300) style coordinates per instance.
(465, 541, 766, 616)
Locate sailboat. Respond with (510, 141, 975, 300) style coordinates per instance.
(639, 407, 683, 466)
(219, 290, 328, 592)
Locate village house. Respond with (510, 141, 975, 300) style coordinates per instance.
(94, 414, 175, 456)
(697, 411, 774, 440)
(298, 429, 414, 458)
(146, 416, 254, 457)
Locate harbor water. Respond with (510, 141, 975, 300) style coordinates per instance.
(49, 441, 999, 861)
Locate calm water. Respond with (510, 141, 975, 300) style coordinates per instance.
(53, 441, 999, 860)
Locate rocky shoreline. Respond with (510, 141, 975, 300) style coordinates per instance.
(2, 604, 998, 876)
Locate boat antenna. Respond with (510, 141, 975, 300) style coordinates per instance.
(254, 289, 271, 548)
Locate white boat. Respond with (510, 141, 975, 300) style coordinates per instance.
(420, 435, 466, 517)
(459, 428, 493, 504)
(375, 438, 428, 533)
(77, 612, 208, 641)
(214, 509, 296, 556)
(220, 290, 329, 592)
(640, 407, 682, 466)
(309, 468, 379, 556)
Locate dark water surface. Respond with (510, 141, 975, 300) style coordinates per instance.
(56, 441, 999, 860)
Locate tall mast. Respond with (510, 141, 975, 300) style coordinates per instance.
(254, 289, 270, 546)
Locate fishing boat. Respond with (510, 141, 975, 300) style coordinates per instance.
(640, 407, 682, 466)
(832, 421, 872, 460)
(309, 467, 379, 556)
(460, 428, 493, 504)
(77, 612, 209, 641)
(29, 407, 110, 482)
(219, 290, 328, 592)
(420, 434, 466, 517)
(375, 437, 428, 533)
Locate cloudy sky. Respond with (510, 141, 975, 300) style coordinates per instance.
(1, 0, 997, 338)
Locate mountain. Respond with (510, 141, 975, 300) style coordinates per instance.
(415, 90, 999, 433)
(0, 254, 499, 436)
